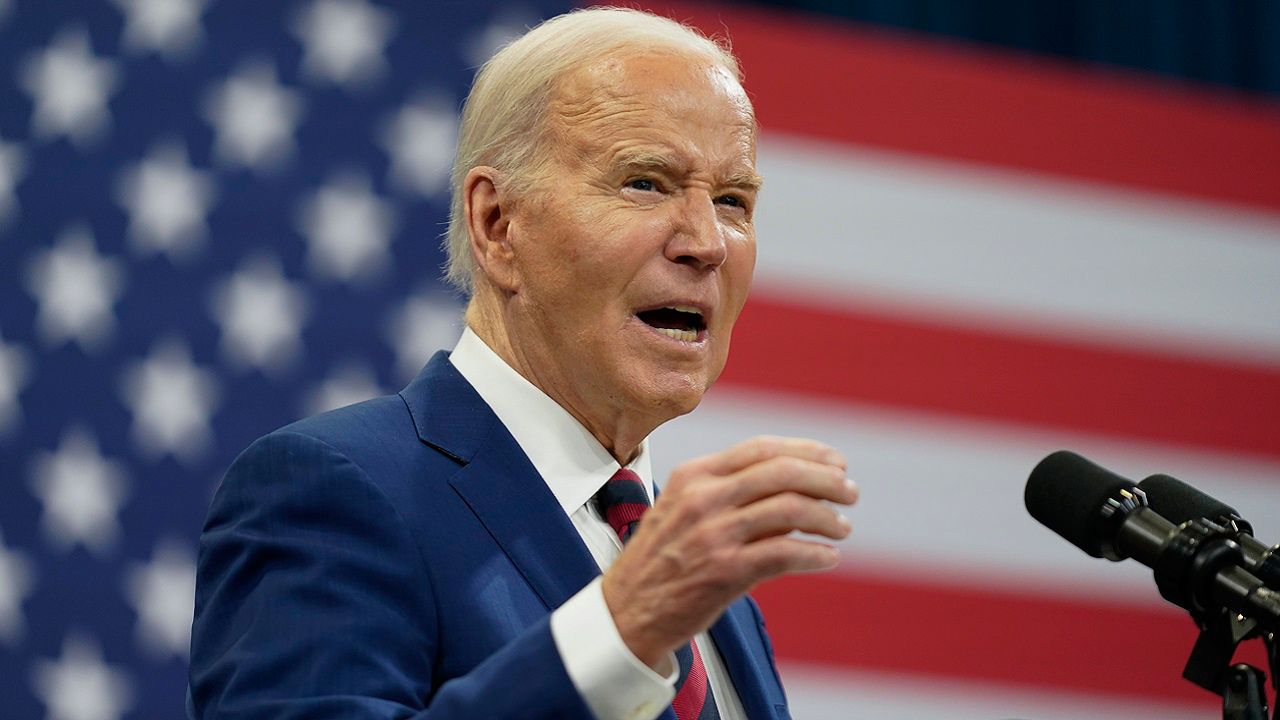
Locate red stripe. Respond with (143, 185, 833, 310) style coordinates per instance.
(720, 294, 1280, 462)
(606, 502, 648, 533)
(632, 1, 1280, 213)
(752, 567, 1266, 706)
(612, 468, 643, 484)
(672, 639, 711, 719)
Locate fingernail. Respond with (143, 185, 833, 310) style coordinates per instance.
(844, 478, 858, 494)
(838, 513, 852, 529)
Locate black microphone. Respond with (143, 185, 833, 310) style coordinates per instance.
(1140, 473, 1280, 591)
(1139, 473, 1249, 531)
(1025, 450, 1280, 632)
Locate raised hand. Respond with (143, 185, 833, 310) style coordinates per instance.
(602, 435, 858, 668)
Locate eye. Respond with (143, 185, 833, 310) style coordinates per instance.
(715, 193, 749, 210)
(626, 178, 658, 192)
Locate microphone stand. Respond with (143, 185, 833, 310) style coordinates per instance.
(1182, 608, 1270, 720)
(1172, 516, 1278, 719)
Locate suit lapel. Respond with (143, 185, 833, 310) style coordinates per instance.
(710, 603, 783, 719)
(401, 352, 601, 611)
(450, 440, 602, 610)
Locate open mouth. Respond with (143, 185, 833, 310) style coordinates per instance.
(636, 305, 707, 343)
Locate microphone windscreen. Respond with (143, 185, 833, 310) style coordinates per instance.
(1025, 450, 1137, 558)
(1140, 474, 1242, 527)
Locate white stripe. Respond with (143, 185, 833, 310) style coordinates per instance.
(653, 387, 1280, 601)
(778, 662, 1216, 720)
(753, 134, 1280, 362)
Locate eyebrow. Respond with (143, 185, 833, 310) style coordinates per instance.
(612, 149, 680, 176)
(612, 149, 764, 192)
(723, 170, 765, 193)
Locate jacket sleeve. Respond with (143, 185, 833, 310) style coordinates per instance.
(188, 430, 595, 720)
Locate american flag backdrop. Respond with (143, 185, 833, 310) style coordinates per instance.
(0, 1, 1278, 719)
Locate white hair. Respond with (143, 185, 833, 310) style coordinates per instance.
(443, 6, 744, 294)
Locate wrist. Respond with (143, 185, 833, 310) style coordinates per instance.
(602, 573, 668, 670)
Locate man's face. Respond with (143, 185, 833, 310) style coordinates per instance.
(502, 50, 759, 430)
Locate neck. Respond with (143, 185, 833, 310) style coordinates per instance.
(465, 297, 656, 465)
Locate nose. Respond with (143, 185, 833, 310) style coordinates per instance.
(666, 191, 728, 271)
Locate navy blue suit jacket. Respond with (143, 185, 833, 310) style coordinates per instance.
(189, 352, 791, 719)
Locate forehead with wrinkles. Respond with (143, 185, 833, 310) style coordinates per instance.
(544, 49, 757, 163)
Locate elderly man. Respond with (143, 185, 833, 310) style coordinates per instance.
(189, 7, 857, 720)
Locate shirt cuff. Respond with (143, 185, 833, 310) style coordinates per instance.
(551, 576, 677, 720)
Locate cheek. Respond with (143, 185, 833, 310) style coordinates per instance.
(558, 242, 590, 279)
(733, 226, 758, 267)
(589, 216, 675, 281)
(724, 236, 757, 308)
(520, 210, 598, 284)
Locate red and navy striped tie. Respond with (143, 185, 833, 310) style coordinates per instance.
(595, 468, 721, 720)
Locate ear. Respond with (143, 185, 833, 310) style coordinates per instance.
(463, 166, 521, 292)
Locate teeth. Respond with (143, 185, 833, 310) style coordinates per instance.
(667, 305, 702, 316)
(655, 327, 698, 342)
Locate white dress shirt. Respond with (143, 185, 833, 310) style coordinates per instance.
(450, 327, 747, 720)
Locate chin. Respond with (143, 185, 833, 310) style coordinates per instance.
(634, 374, 710, 420)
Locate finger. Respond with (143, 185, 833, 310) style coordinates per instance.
(720, 492, 852, 542)
(738, 537, 841, 580)
(691, 435, 846, 477)
(723, 456, 859, 508)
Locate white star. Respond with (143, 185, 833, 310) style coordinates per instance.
(302, 361, 383, 417)
(0, 137, 26, 227)
(0, 330, 32, 437)
(202, 60, 304, 172)
(115, 139, 216, 261)
(290, 0, 396, 89)
(24, 224, 126, 353)
(0, 529, 34, 646)
(19, 27, 120, 147)
(119, 337, 220, 463)
(379, 93, 457, 197)
(385, 291, 463, 381)
(31, 633, 134, 720)
(124, 538, 195, 659)
(112, 0, 209, 60)
(209, 254, 310, 374)
(295, 171, 396, 284)
(465, 7, 538, 68)
(28, 427, 130, 555)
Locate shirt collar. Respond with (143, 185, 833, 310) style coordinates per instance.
(449, 326, 653, 516)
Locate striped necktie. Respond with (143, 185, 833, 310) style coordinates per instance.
(595, 468, 721, 720)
